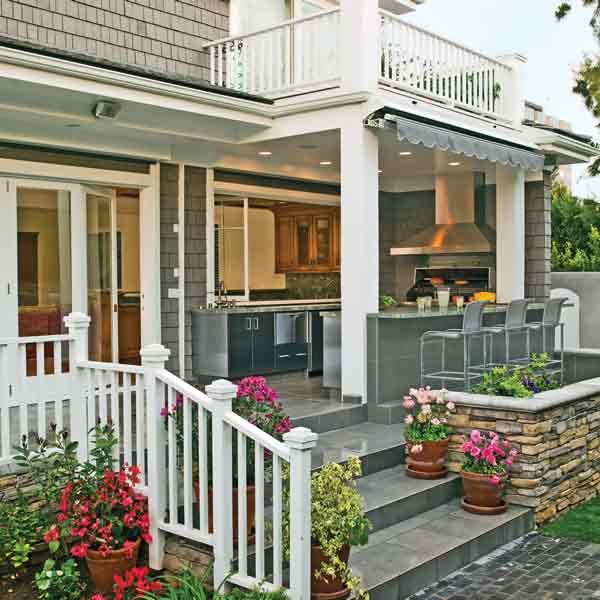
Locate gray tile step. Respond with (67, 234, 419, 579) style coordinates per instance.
(370, 401, 407, 425)
(357, 466, 462, 533)
(311, 422, 406, 475)
(350, 499, 534, 600)
(292, 403, 367, 434)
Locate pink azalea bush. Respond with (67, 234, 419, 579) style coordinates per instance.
(403, 387, 455, 451)
(461, 430, 518, 485)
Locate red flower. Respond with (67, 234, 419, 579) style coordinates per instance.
(43, 526, 60, 544)
(70, 543, 89, 558)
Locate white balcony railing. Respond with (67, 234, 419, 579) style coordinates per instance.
(203, 8, 341, 98)
(379, 10, 513, 120)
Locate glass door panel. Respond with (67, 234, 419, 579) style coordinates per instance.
(315, 215, 332, 266)
(296, 215, 313, 267)
(86, 190, 115, 362)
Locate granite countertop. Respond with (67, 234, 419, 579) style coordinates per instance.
(368, 303, 545, 320)
(320, 311, 342, 318)
(193, 302, 341, 315)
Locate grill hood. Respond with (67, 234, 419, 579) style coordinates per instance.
(390, 173, 496, 256)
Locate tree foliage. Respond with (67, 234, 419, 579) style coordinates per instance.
(551, 182, 600, 270)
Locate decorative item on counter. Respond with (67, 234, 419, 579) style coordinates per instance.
(460, 430, 517, 515)
(416, 297, 427, 312)
(437, 287, 451, 309)
(379, 295, 397, 310)
(403, 387, 455, 480)
(424, 296, 433, 309)
(455, 296, 465, 310)
(472, 291, 496, 303)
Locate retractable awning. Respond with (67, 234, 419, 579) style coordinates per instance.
(369, 113, 545, 171)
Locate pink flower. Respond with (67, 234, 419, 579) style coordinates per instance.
(159, 406, 168, 417)
(431, 417, 441, 426)
(403, 397, 416, 409)
(446, 401, 455, 411)
(470, 430, 482, 444)
(506, 458, 513, 467)
(510, 449, 518, 458)
(411, 444, 423, 454)
(489, 475, 502, 486)
(469, 446, 480, 458)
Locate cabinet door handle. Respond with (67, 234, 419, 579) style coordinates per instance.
(245, 317, 252, 331)
(253, 317, 259, 330)
(296, 353, 308, 357)
(279, 354, 291, 359)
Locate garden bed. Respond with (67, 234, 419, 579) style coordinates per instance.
(447, 377, 600, 524)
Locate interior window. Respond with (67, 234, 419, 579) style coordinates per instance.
(231, 0, 292, 34)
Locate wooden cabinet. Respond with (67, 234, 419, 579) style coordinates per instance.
(275, 206, 340, 273)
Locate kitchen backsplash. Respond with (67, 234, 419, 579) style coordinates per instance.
(249, 272, 341, 301)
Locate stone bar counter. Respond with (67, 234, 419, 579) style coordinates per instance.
(366, 303, 544, 424)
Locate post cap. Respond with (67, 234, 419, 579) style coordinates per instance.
(140, 344, 171, 365)
(64, 313, 91, 328)
(284, 427, 319, 450)
(206, 379, 238, 401)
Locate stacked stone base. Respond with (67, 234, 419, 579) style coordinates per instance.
(448, 393, 600, 525)
(163, 535, 214, 583)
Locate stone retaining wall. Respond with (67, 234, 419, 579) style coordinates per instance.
(447, 382, 600, 525)
(163, 534, 213, 583)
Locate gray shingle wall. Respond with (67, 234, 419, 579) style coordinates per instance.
(525, 173, 552, 301)
(0, 0, 229, 80)
(160, 163, 206, 378)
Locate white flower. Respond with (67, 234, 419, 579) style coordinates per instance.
(421, 404, 432, 414)
(404, 415, 414, 425)
(431, 418, 441, 426)
(446, 401, 455, 411)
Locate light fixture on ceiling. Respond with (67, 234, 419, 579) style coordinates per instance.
(378, 169, 383, 174)
(448, 161, 461, 167)
(93, 100, 122, 120)
(258, 151, 272, 156)
(399, 151, 413, 156)
(319, 161, 333, 166)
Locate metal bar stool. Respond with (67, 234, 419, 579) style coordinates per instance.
(526, 297, 568, 384)
(483, 299, 531, 367)
(420, 301, 488, 391)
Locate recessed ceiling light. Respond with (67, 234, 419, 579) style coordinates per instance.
(258, 151, 272, 156)
(319, 161, 333, 166)
(399, 151, 413, 156)
(378, 169, 383, 174)
(448, 161, 461, 166)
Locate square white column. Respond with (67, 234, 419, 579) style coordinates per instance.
(340, 117, 379, 401)
(496, 164, 525, 303)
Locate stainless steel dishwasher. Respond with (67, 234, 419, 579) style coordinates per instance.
(275, 312, 309, 371)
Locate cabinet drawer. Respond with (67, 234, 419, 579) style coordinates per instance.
(276, 343, 308, 371)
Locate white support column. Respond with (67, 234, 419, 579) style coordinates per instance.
(64, 312, 91, 461)
(340, 115, 380, 402)
(205, 168, 216, 307)
(497, 54, 526, 128)
(142, 343, 171, 570)
(496, 164, 526, 303)
(339, 0, 380, 93)
(177, 163, 186, 378)
(140, 163, 162, 348)
(206, 378, 238, 590)
(284, 427, 318, 600)
(70, 186, 87, 314)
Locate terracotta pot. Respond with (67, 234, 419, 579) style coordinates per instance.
(461, 471, 508, 515)
(193, 483, 256, 543)
(85, 538, 141, 594)
(406, 439, 449, 480)
(311, 544, 351, 600)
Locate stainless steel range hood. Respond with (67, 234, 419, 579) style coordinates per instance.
(390, 173, 496, 256)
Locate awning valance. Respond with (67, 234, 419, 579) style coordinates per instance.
(375, 114, 544, 171)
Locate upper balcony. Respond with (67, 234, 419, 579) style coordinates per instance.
(203, 5, 518, 126)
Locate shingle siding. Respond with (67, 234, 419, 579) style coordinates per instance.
(0, 0, 229, 80)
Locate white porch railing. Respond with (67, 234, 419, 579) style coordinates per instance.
(379, 11, 513, 120)
(0, 313, 317, 600)
(203, 8, 341, 98)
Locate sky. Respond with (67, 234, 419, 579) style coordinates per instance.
(406, 0, 600, 198)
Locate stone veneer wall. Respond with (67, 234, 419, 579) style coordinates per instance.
(525, 172, 552, 301)
(0, 0, 229, 82)
(447, 389, 600, 525)
(160, 164, 207, 378)
(163, 534, 213, 583)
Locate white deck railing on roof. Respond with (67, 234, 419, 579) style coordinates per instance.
(203, 8, 341, 97)
(379, 10, 513, 120)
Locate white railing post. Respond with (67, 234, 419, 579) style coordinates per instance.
(141, 343, 171, 570)
(497, 53, 526, 127)
(206, 378, 238, 590)
(284, 427, 318, 600)
(64, 312, 90, 461)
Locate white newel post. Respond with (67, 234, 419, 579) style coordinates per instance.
(496, 164, 526, 303)
(207, 378, 238, 589)
(284, 427, 318, 600)
(141, 343, 171, 570)
(497, 53, 526, 127)
(340, 115, 380, 402)
(65, 312, 90, 462)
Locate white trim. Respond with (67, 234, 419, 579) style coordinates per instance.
(206, 169, 216, 308)
(213, 181, 339, 206)
(110, 189, 119, 362)
(243, 197, 250, 301)
(0, 179, 17, 338)
(177, 163, 186, 378)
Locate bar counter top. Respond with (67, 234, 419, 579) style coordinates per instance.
(193, 302, 341, 315)
(368, 302, 545, 320)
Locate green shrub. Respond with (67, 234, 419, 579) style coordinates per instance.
(34, 559, 86, 600)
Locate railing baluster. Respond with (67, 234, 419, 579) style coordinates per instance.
(255, 441, 265, 581)
(237, 430, 248, 577)
(183, 394, 193, 529)
(99, 369, 107, 424)
(209, 46, 215, 85)
(198, 406, 208, 535)
(111, 370, 120, 463)
(273, 454, 283, 587)
(135, 372, 145, 486)
(217, 43, 223, 87)
(168, 386, 178, 524)
(123, 373, 132, 465)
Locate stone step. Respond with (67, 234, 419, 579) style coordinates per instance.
(357, 466, 462, 533)
(311, 421, 406, 475)
(350, 499, 534, 600)
(291, 403, 367, 434)
(369, 401, 407, 425)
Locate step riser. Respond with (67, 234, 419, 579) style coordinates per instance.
(367, 477, 462, 534)
(292, 404, 368, 434)
(368, 510, 535, 600)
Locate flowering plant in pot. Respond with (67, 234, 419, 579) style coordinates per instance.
(284, 457, 370, 600)
(163, 376, 291, 542)
(460, 430, 517, 515)
(403, 387, 455, 480)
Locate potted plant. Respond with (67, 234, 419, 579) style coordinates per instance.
(284, 457, 370, 600)
(403, 387, 455, 479)
(46, 462, 152, 594)
(460, 430, 517, 515)
(163, 376, 291, 542)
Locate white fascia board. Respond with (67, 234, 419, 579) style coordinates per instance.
(530, 131, 600, 165)
(0, 46, 273, 127)
(214, 181, 339, 205)
(379, 0, 423, 14)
